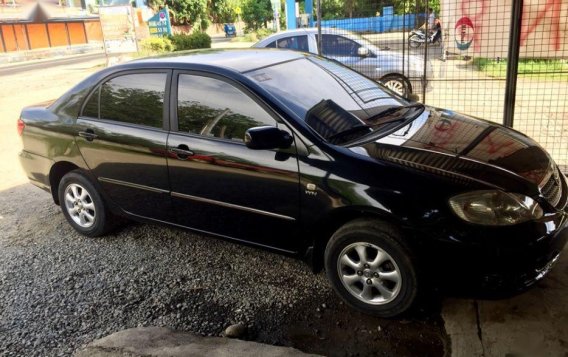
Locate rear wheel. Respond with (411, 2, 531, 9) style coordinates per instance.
(408, 34, 422, 48)
(324, 219, 418, 317)
(58, 171, 113, 237)
(380, 74, 412, 97)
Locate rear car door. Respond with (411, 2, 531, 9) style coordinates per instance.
(265, 35, 310, 52)
(167, 71, 301, 252)
(75, 70, 173, 222)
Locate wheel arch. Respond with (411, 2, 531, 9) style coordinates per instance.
(49, 161, 80, 205)
(307, 206, 405, 273)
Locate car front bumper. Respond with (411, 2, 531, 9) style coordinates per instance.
(413, 208, 568, 292)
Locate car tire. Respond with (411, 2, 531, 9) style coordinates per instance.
(324, 218, 418, 318)
(58, 170, 113, 237)
(380, 74, 412, 97)
(408, 34, 422, 48)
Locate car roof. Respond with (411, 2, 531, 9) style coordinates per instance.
(128, 49, 307, 73)
(260, 27, 352, 38)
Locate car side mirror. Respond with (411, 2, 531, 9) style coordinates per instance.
(245, 126, 293, 150)
(357, 47, 370, 57)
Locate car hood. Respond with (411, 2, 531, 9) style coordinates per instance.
(351, 107, 560, 196)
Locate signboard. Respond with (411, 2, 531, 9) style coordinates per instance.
(99, 6, 138, 54)
(148, 8, 172, 37)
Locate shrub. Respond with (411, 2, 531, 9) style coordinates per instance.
(170, 32, 212, 51)
(139, 37, 175, 53)
(254, 28, 274, 40)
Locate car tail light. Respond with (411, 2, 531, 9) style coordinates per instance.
(17, 118, 25, 136)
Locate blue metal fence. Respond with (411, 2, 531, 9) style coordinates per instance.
(320, 7, 417, 33)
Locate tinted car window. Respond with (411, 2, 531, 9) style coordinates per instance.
(248, 57, 405, 145)
(273, 35, 309, 52)
(100, 73, 166, 128)
(248, 57, 399, 120)
(319, 34, 361, 56)
(177, 75, 276, 142)
(82, 87, 99, 118)
(266, 40, 276, 48)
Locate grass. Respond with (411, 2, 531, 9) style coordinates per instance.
(473, 58, 568, 80)
(231, 28, 275, 43)
(231, 33, 258, 43)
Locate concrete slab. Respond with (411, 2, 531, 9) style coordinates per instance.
(442, 299, 484, 357)
(74, 327, 321, 357)
(443, 247, 568, 357)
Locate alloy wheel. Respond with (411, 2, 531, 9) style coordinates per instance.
(337, 242, 402, 305)
(383, 80, 406, 96)
(64, 183, 96, 228)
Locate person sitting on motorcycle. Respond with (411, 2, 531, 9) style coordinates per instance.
(428, 7, 436, 33)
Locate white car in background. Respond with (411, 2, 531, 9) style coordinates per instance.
(254, 28, 433, 98)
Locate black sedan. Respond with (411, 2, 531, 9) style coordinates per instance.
(18, 49, 567, 317)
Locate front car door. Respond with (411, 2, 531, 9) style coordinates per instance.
(167, 72, 301, 252)
(75, 70, 173, 221)
(317, 34, 379, 79)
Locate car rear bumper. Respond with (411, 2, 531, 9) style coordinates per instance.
(19, 150, 53, 193)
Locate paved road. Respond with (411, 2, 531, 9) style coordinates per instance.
(0, 52, 106, 77)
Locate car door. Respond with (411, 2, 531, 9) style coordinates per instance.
(318, 34, 378, 78)
(167, 71, 301, 252)
(75, 70, 173, 221)
(265, 35, 310, 52)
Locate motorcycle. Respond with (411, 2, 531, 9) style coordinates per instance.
(408, 27, 442, 48)
(224, 23, 236, 38)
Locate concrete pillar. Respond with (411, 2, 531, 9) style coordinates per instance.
(286, 0, 296, 29)
(304, 0, 313, 27)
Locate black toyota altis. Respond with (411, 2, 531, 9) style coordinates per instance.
(18, 50, 568, 317)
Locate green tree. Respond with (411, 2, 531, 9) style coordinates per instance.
(320, 0, 343, 20)
(241, 0, 273, 31)
(148, 0, 208, 28)
(210, 0, 239, 23)
(393, 0, 440, 15)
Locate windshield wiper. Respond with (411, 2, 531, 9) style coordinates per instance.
(366, 103, 425, 127)
(327, 124, 372, 144)
(342, 103, 425, 147)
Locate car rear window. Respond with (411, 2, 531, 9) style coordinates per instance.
(99, 73, 167, 128)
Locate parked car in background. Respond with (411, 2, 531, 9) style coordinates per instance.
(18, 50, 567, 317)
(253, 28, 433, 97)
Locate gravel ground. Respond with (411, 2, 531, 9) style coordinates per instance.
(0, 184, 448, 357)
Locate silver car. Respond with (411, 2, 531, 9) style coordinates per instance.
(253, 28, 433, 97)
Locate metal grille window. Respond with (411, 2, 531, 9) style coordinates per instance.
(309, 0, 567, 174)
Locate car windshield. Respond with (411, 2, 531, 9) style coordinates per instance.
(246, 56, 423, 145)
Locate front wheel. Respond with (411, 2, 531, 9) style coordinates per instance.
(324, 219, 418, 317)
(380, 74, 412, 97)
(408, 34, 422, 48)
(58, 170, 113, 237)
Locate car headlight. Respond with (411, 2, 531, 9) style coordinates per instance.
(449, 190, 543, 226)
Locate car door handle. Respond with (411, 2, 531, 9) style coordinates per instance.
(78, 129, 98, 141)
(168, 145, 194, 160)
